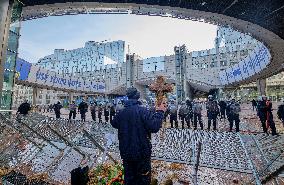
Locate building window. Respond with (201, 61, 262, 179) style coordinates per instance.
(220, 61, 227, 67)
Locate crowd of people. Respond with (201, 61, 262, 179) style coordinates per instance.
(17, 94, 284, 136)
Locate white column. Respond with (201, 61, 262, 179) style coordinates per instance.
(32, 87, 38, 105)
(68, 92, 74, 102)
(256, 79, 266, 96)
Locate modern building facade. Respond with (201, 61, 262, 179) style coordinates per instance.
(36, 40, 125, 76)
(12, 84, 64, 108)
(215, 26, 257, 48)
(16, 33, 259, 105)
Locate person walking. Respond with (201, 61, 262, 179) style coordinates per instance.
(78, 100, 88, 122)
(111, 87, 166, 185)
(227, 99, 241, 132)
(69, 101, 77, 121)
(53, 101, 63, 119)
(192, 99, 203, 130)
(206, 95, 219, 131)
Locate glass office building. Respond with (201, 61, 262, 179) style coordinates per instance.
(36, 40, 125, 76)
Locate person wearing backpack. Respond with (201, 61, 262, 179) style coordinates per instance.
(227, 99, 241, 132)
(206, 95, 219, 131)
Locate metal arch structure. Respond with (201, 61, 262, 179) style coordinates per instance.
(19, 0, 284, 40)
(18, 1, 284, 88)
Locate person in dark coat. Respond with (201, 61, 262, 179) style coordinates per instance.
(17, 100, 31, 116)
(104, 103, 110, 123)
(97, 104, 103, 123)
(111, 87, 166, 185)
(218, 99, 227, 119)
(265, 99, 278, 135)
(53, 101, 63, 119)
(78, 100, 88, 122)
(90, 102, 97, 122)
(169, 100, 178, 128)
(251, 99, 257, 111)
(258, 96, 278, 135)
(206, 95, 219, 130)
(109, 102, 116, 122)
(185, 99, 193, 127)
(227, 99, 241, 132)
(68, 101, 77, 121)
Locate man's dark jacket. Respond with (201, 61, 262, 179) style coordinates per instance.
(78, 102, 88, 113)
(111, 99, 164, 160)
(53, 103, 63, 112)
(257, 100, 268, 120)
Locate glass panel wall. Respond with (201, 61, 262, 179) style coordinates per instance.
(0, 0, 22, 110)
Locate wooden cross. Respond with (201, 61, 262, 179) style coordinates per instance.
(149, 76, 173, 106)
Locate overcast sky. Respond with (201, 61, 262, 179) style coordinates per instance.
(18, 14, 217, 63)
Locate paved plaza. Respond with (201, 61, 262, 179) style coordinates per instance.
(2, 102, 283, 184)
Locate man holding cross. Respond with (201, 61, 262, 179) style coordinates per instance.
(111, 87, 167, 185)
